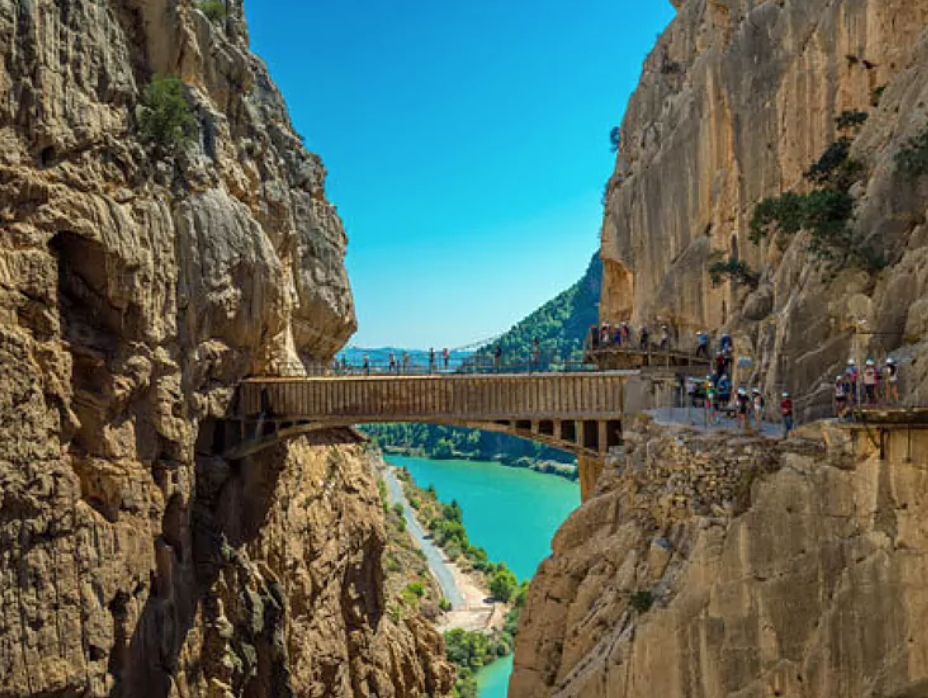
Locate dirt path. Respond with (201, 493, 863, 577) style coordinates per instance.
(380, 462, 505, 633)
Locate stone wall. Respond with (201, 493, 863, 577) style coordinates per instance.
(600, 0, 928, 420)
(511, 415, 928, 698)
(0, 1, 450, 696)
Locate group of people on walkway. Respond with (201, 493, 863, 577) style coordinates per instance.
(332, 348, 455, 376)
(687, 374, 794, 438)
(834, 357, 900, 416)
(589, 322, 734, 359)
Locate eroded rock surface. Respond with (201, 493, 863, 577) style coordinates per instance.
(511, 416, 928, 698)
(0, 1, 450, 696)
(600, 0, 928, 419)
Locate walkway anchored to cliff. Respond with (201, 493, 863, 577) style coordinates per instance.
(217, 348, 716, 500)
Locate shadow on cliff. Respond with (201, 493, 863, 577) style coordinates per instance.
(111, 418, 292, 698)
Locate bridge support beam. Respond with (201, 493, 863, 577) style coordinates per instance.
(578, 455, 605, 502)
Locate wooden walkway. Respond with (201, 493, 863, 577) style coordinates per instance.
(224, 371, 635, 498)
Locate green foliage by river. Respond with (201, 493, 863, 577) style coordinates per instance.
(364, 422, 577, 476)
(387, 455, 580, 698)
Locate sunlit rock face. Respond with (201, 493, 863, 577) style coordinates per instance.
(511, 416, 928, 698)
(600, 0, 928, 421)
(0, 1, 452, 696)
(510, 2, 928, 696)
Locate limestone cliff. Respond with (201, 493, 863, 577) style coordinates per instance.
(0, 1, 451, 696)
(511, 416, 928, 698)
(600, 0, 928, 419)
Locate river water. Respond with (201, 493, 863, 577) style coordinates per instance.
(385, 455, 580, 697)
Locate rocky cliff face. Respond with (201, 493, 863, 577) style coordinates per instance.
(511, 416, 928, 698)
(600, 0, 928, 419)
(0, 1, 450, 696)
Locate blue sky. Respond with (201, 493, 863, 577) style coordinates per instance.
(244, 1, 676, 349)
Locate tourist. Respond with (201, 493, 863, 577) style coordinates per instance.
(389, 352, 397, 375)
(834, 375, 848, 418)
(621, 322, 631, 346)
(720, 333, 733, 355)
(696, 331, 709, 359)
(363, 353, 370, 376)
(718, 374, 732, 411)
(531, 338, 540, 370)
(443, 347, 450, 370)
(862, 359, 878, 405)
(845, 359, 858, 405)
(735, 387, 750, 430)
(780, 392, 794, 438)
(640, 325, 650, 350)
(429, 347, 436, 374)
(752, 388, 765, 432)
(884, 357, 899, 403)
(494, 344, 502, 371)
(706, 376, 718, 426)
(715, 351, 726, 378)
(600, 322, 610, 346)
(589, 324, 600, 350)
(659, 325, 672, 350)
(402, 351, 410, 374)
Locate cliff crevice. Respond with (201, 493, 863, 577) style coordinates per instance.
(0, 1, 450, 696)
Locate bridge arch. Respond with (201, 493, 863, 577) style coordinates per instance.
(219, 371, 635, 499)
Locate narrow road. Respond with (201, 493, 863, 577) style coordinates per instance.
(382, 466, 465, 608)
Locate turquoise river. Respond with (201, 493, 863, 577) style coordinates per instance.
(385, 455, 581, 698)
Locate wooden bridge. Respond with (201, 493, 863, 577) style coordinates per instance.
(222, 370, 637, 499)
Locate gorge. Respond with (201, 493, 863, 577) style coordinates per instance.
(4, 1, 928, 698)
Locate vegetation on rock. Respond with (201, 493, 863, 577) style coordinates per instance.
(748, 110, 884, 272)
(707, 252, 759, 289)
(196, 0, 227, 23)
(896, 126, 928, 179)
(137, 75, 196, 150)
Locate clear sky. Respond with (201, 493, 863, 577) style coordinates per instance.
(244, 1, 676, 349)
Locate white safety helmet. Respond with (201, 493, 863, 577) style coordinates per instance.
(782, 391, 790, 397)
(866, 359, 875, 366)
(847, 359, 856, 365)
(738, 387, 747, 395)
(751, 387, 760, 394)
(887, 357, 896, 364)
(836, 375, 844, 381)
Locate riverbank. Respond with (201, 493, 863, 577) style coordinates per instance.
(383, 444, 579, 481)
(378, 458, 506, 633)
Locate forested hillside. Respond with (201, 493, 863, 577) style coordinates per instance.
(471, 252, 601, 367)
(364, 252, 601, 471)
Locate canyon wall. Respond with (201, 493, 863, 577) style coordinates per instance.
(0, 1, 451, 696)
(511, 415, 928, 698)
(600, 0, 928, 419)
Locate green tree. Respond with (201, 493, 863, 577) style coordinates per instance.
(489, 565, 518, 603)
(137, 75, 196, 150)
(196, 0, 226, 22)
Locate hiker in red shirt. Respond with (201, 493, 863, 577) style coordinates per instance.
(780, 392, 794, 439)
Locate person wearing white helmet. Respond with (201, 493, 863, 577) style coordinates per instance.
(862, 359, 878, 406)
(845, 359, 859, 406)
(883, 357, 899, 403)
(736, 387, 750, 431)
(752, 388, 765, 431)
(834, 374, 848, 418)
(780, 392, 794, 438)
(659, 324, 672, 351)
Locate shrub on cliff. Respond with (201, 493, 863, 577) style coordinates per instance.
(896, 127, 928, 178)
(707, 253, 759, 289)
(489, 564, 518, 602)
(196, 0, 226, 23)
(138, 75, 196, 150)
